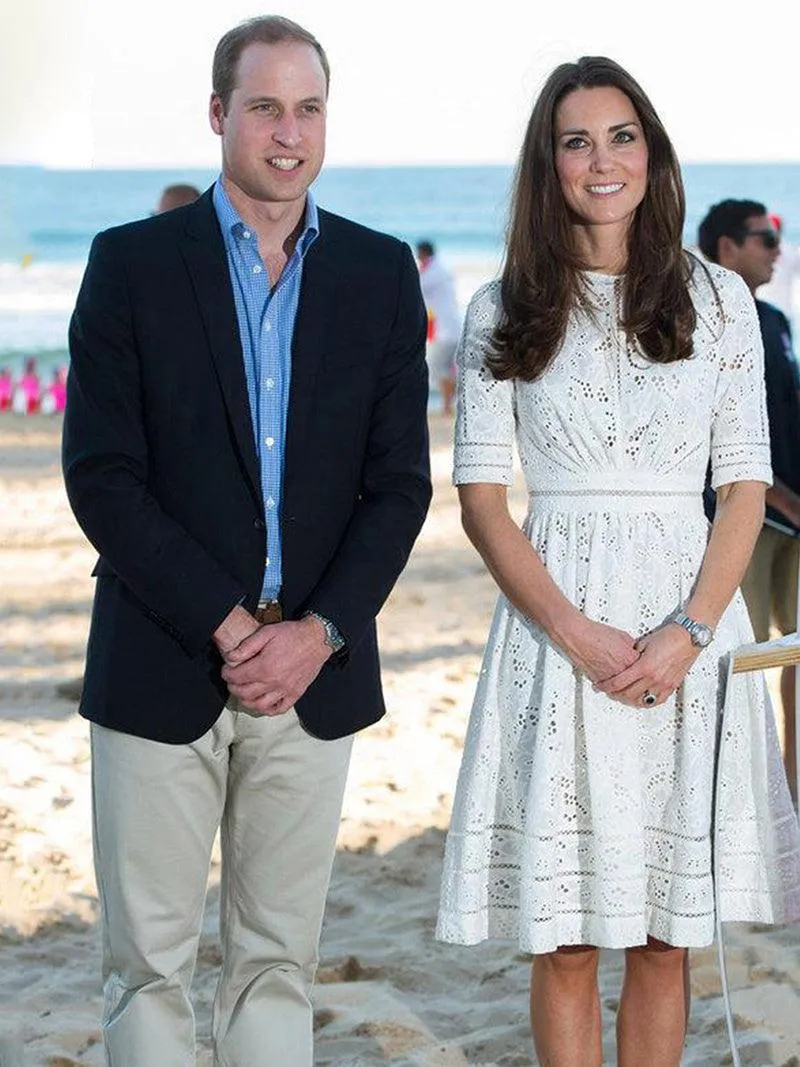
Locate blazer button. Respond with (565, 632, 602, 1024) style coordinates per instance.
(253, 518, 265, 530)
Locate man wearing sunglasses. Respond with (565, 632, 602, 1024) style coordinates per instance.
(699, 198, 800, 802)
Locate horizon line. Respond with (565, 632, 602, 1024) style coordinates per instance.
(1, 159, 800, 173)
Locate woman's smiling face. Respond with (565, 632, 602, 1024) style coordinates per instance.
(554, 85, 648, 235)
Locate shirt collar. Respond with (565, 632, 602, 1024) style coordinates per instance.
(213, 177, 319, 258)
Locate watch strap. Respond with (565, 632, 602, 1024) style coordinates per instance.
(304, 610, 346, 653)
(670, 609, 713, 646)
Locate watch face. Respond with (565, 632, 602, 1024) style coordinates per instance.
(693, 624, 713, 647)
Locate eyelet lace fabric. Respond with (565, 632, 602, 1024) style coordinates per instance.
(436, 262, 800, 954)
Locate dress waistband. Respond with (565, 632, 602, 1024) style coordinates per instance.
(528, 481, 706, 517)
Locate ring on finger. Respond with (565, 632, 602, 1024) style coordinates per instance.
(642, 690, 657, 707)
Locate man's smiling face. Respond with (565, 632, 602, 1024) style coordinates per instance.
(209, 39, 327, 209)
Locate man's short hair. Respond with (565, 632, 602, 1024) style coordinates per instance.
(416, 240, 435, 258)
(697, 198, 768, 263)
(213, 15, 330, 113)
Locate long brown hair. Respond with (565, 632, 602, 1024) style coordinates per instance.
(489, 56, 696, 381)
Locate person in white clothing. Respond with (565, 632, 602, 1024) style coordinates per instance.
(759, 213, 800, 329)
(416, 240, 462, 414)
(436, 55, 800, 1067)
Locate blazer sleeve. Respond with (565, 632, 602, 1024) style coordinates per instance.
(306, 242, 432, 654)
(62, 230, 248, 654)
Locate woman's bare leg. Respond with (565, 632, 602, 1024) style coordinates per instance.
(617, 937, 689, 1067)
(530, 945, 602, 1067)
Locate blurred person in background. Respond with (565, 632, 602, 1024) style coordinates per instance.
(416, 239, 462, 415)
(0, 367, 12, 411)
(40, 366, 67, 415)
(760, 213, 800, 326)
(698, 198, 800, 802)
(154, 182, 202, 214)
(12, 357, 41, 414)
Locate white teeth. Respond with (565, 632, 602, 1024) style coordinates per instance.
(587, 183, 624, 194)
(269, 158, 300, 170)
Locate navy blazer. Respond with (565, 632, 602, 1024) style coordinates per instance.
(62, 189, 431, 743)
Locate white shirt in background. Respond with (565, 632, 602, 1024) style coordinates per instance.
(760, 241, 800, 324)
(419, 256, 462, 343)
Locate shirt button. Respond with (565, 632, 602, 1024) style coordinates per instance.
(242, 230, 251, 239)
(253, 264, 263, 274)
(265, 436, 275, 448)
(264, 320, 272, 332)
(265, 377, 275, 389)
(266, 497, 275, 509)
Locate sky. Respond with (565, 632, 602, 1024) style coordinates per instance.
(2, 0, 799, 169)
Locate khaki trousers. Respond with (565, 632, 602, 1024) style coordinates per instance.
(90, 706, 352, 1067)
(740, 523, 800, 641)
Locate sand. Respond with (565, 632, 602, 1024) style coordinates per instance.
(1, 413, 799, 1066)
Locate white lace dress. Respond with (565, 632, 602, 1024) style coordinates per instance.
(437, 262, 800, 954)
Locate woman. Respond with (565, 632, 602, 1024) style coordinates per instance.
(14, 357, 41, 415)
(436, 57, 800, 1066)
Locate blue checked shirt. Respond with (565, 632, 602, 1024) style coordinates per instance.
(213, 180, 319, 602)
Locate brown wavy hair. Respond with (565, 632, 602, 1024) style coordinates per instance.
(489, 56, 697, 381)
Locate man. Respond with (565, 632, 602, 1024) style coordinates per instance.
(416, 239, 461, 415)
(698, 199, 800, 800)
(63, 15, 430, 1066)
(154, 181, 202, 213)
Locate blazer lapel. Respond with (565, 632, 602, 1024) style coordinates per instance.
(179, 193, 261, 506)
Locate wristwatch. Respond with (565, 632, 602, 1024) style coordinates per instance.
(304, 610, 346, 653)
(669, 609, 714, 648)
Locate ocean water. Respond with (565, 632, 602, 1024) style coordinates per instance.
(1, 162, 799, 375)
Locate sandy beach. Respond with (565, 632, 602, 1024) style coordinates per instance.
(1, 413, 799, 1066)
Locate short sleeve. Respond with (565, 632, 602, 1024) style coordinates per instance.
(452, 282, 515, 486)
(709, 271, 772, 491)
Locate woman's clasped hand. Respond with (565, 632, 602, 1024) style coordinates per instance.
(586, 622, 700, 707)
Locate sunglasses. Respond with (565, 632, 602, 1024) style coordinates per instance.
(743, 229, 780, 250)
